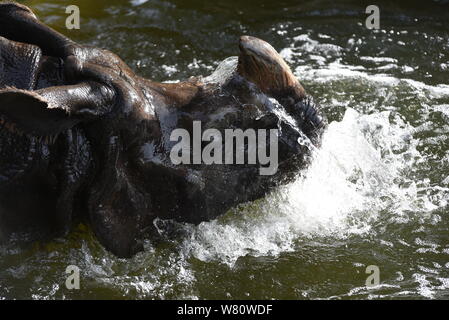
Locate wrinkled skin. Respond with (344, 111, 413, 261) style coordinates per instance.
(0, 2, 326, 257)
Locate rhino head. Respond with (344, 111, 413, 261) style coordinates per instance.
(0, 3, 325, 257)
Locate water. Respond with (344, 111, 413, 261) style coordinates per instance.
(1, 0, 448, 299)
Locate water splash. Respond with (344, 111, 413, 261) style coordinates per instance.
(179, 107, 436, 266)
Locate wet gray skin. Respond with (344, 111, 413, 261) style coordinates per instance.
(0, 3, 325, 257)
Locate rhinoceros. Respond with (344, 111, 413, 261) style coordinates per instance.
(0, 2, 325, 257)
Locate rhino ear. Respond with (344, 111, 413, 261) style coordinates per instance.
(0, 82, 114, 136)
(0, 89, 79, 135)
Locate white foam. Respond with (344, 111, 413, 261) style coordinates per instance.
(180, 108, 438, 266)
(278, 34, 449, 99)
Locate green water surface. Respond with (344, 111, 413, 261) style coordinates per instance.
(0, 0, 448, 300)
